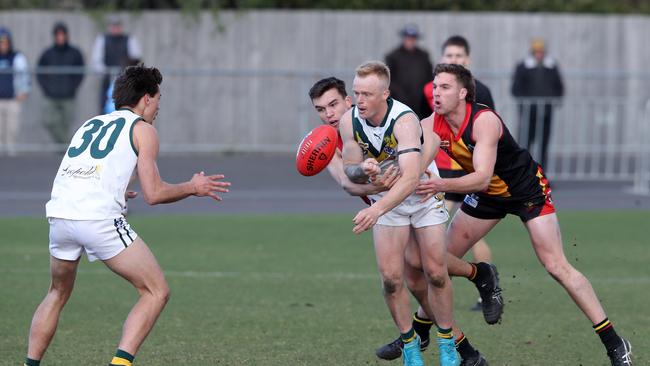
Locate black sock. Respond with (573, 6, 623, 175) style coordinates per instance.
(412, 312, 433, 340)
(401, 328, 417, 344)
(470, 262, 490, 284)
(455, 333, 479, 359)
(593, 318, 621, 352)
(24, 358, 40, 366)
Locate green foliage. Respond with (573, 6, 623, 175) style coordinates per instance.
(0, 0, 649, 13)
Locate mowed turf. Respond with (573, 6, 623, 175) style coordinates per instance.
(0, 211, 648, 366)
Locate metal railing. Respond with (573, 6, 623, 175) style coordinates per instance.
(0, 67, 648, 193)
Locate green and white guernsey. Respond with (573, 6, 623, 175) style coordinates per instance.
(352, 98, 415, 164)
(46, 109, 142, 220)
(352, 97, 440, 205)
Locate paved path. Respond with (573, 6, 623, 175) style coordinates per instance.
(1, 154, 649, 217)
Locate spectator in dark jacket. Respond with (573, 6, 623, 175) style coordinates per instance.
(91, 15, 141, 113)
(37, 22, 85, 144)
(511, 38, 564, 169)
(385, 24, 433, 119)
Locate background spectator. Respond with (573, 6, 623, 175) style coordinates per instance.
(511, 38, 564, 169)
(91, 15, 141, 113)
(36, 22, 85, 144)
(0, 26, 30, 155)
(104, 58, 141, 114)
(385, 24, 433, 119)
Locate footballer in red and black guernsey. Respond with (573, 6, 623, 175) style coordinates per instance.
(433, 101, 554, 221)
(417, 63, 633, 365)
(423, 36, 494, 314)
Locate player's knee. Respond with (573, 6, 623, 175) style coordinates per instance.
(382, 276, 403, 295)
(47, 285, 74, 306)
(426, 273, 448, 288)
(543, 261, 571, 283)
(154, 282, 171, 304)
(139, 279, 171, 304)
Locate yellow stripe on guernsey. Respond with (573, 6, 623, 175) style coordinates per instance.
(451, 135, 510, 197)
(110, 357, 132, 366)
(352, 98, 414, 164)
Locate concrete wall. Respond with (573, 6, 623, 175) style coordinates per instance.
(1, 10, 649, 151)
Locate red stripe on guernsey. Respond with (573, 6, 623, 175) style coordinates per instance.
(423, 82, 434, 110)
(435, 150, 463, 170)
(433, 109, 472, 172)
(434, 106, 510, 197)
(454, 104, 473, 141)
(361, 196, 371, 206)
(536, 166, 556, 216)
(337, 130, 343, 151)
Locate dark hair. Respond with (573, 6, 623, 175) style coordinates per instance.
(113, 65, 162, 109)
(308, 77, 347, 100)
(53, 22, 68, 35)
(433, 63, 475, 103)
(441, 35, 470, 56)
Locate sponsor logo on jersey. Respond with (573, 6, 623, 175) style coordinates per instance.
(440, 140, 451, 154)
(60, 164, 102, 180)
(382, 145, 395, 156)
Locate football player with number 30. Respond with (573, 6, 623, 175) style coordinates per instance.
(23, 65, 231, 366)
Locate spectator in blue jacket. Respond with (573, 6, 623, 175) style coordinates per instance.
(37, 22, 85, 144)
(0, 26, 30, 155)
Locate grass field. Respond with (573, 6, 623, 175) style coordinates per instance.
(1, 211, 648, 366)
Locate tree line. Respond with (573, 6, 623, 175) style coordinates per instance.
(1, 0, 648, 14)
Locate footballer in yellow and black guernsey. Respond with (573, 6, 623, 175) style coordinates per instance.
(418, 63, 633, 366)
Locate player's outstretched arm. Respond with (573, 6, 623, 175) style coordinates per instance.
(417, 112, 500, 195)
(419, 115, 441, 174)
(133, 122, 231, 205)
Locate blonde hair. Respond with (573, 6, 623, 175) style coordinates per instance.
(355, 61, 391, 87)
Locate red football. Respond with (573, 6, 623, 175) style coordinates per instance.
(296, 125, 338, 176)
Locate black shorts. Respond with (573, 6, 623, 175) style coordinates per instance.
(460, 192, 555, 222)
(439, 169, 467, 202)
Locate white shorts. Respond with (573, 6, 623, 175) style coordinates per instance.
(375, 194, 449, 228)
(48, 217, 138, 262)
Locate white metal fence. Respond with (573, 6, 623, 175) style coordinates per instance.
(0, 67, 648, 193)
(496, 98, 650, 194)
